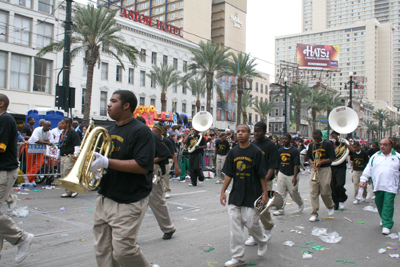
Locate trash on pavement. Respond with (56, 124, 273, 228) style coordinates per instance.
(378, 248, 387, 254)
(283, 241, 295, 247)
(387, 233, 399, 239)
(363, 206, 378, 212)
(11, 206, 29, 218)
(319, 232, 343, 243)
(59, 207, 67, 211)
(389, 254, 400, 258)
(302, 253, 312, 259)
(311, 227, 327, 237)
(204, 247, 215, 252)
(336, 260, 355, 264)
(344, 217, 353, 223)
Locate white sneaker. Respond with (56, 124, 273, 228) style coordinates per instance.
(165, 192, 171, 199)
(328, 208, 334, 216)
(353, 199, 359, 205)
(380, 219, 383, 226)
(185, 175, 190, 180)
(71, 192, 78, 198)
(198, 181, 203, 184)
(298, 204, 304, 213)
(151, 264, 160, 267)
(309, 215, 318, 222)
(8, 194, 18, 212)
(245, 236, 257, 246)
(188, 184, 193, 186)
(273, 210, 284, 216)
(382, 227, 390, 235)
(15, 233, 34, 263)
(338, 202, 345, 210)
(224, 258, 246, 267)
(366, 192, 371, 199)
(215, 180, 223, 184)
(257, 243, 268, 257)
(180, 180, 185, 183)
(265, 229, 273, 241)
(361, 197, 366, 202)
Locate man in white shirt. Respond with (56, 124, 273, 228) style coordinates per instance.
(360, 138, 400, 235)
(51, 121, 63, 144)
(28, 121, 53, 145)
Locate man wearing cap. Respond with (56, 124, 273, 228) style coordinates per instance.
(168, 124, 179, 137)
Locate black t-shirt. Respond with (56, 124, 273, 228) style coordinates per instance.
(0, 113, 18, 170)
(253, 138, 278, 179)
(152, 132, 170, 175)
(306, 140, 336, 167)
(331, 140, 347, 168)
(59, 129, 81, 155)
(278, 146, 300, 176)
(367, 148, 379, 158)
(163, 136, 175, 160)
(187, 135, 206, 154)
(21, 124, 33, 137)
(350, 150, 369, 171)
(222, 143, 268, 207)
(298, 144, 305, 152)
(393, 144, 400, 154)
(99, 119, 155, 204)
(215, 139, 230, 155)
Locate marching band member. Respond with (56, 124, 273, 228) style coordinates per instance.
(330, 131, 355, 210)
(245, 122, 277, 246)
(273, 133, 304, 216)
(220, 124, 268, 267)
(89, 90, 159, 267)
(215, 133, 230, 184)
(161, 126, 181, 198)
(307, 130, 336, 222)
(183, 129, 206, 186)
(350, 141, 369, 204)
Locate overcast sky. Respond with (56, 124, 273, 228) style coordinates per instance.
(246, 0, 302, 81)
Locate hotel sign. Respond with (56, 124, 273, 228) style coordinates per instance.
(230, 12, 242, 29)
(120, 8, 183, 38)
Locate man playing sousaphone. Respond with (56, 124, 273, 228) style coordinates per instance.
(183, 129, 206, 186)
(306, 130, 336, 222)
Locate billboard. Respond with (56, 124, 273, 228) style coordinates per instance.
(297, 44, 340, 70)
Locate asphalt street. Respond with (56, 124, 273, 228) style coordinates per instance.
(1, 170, 400, 267)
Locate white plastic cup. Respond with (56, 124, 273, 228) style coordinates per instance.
(356, 187, 364, 200)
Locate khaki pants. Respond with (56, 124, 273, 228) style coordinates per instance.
(276, 172, 303, 211)
(149, 165, 175, 234)
(93, 195, 151, 267)
(216, 154, 227, 182)
(309, 167, 334, 217)
(0, 169, 28, 253)
(162, 158, 173, 193)
(352, 170, 367, 198)
(228, 205, 267, 260)
(60, 156, 76, 195)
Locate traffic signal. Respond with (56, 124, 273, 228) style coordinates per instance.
(55, 85, 75, 110)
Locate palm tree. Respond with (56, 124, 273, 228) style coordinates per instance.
(147, 64, 181, 111)
(254, 98, 276, 125)
(363, 120, 376, 141)
(323, 91, 342, 135)
(219, 52, 264, 125)
(239, 91, 255, 124)
(290, 81, 310, 132)
(385, 118, 396, 137)
(37, 5, 141, 125)
(372, 109, 389, 140)
(304, 88, 326, 132)
(185, 77, 206, 112)
(187, 41, 230, 112)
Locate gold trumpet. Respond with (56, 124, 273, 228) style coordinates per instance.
(55, 126, 112, 193)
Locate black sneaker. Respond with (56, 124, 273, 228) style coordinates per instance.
(162, 230, 175, 240)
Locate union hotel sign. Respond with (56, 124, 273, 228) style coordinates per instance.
(120, 8, 183, 38)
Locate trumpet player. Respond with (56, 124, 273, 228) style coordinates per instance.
(330, 131, 355, 210)
(307, 130, 336, 222)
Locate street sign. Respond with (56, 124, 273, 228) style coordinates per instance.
(27, 144, 46, 153)
(319, 119, 327, 122)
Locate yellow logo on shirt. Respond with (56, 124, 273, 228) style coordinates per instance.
(237, 161, 246, 171)
(110, 135, 124, 153)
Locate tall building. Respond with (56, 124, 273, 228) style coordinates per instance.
(301, 0, 400, 107)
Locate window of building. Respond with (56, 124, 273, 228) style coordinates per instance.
(155, 7, 164, 13)
(10, 54, 30, 91)
(155, 0, 163, 4)
(275, 108, 279, 116)
(179, 11, 183, 16)
(182, 103, 186, 113)
(128, 68, 134, 84)
(140, 97, 145, 106)
(192, 105, 196, 117)
(179, 1, 183, 7)
(116, 65, 122, 82)
(261, 84, 263, 93)
(173, 58, 178, 70)
(151, 52, 157, 65)
(102, 43, 108, 52)
(140, 2, 148, 9)
(82, 88, 86, 112)
(127, 0, 134, 4)
(171, 13, 175, 19)
(201, 106, 205, 111)
(140, 49, 146, 62)
(38, 0, 53, 14)
(140, 70, 146, 86)
(101, 62, 108, 80)
(172, 101, 177, 112)
(182, 85, 186, 94)
(150, 98, 155, 106)
(33, 58, 51, 93)
(179, 20, 183, 26)
(171, 4, 175, 9)
(173, 83, 177, 93)
(183, 60, 187, 72)
(163, 55, 168, 65)
(151, 74, 156, 88)
(255, 82, 259, 92)
(0, 52, 7, 88)
(82, 59, 87, 76)
(14, 16, 31, 45)
(15, 0, 31, 8)
(255, 114, 258, 122)
(100, 91, 107, 116)
(265, 85, 268, 94)
(0, 11, 8, 41)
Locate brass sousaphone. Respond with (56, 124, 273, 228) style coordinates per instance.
(188, 111, 213, 153)
(328, 106, 359, 165)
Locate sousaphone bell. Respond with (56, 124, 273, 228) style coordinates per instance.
(188, 111, 213, 153)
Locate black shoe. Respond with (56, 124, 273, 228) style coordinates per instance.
(162, 230, 175, 240)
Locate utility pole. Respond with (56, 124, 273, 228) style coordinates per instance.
(61, 0, 73, 117)
(346, 71, 357, 139)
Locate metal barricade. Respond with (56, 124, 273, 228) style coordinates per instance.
(18, 143, 60, 184)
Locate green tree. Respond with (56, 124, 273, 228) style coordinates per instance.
(290, 81, 311, 132)
(372, 109, 389, 140)
(363, 120, 377, 141)
(185, 77, 206, 113)
(219, 52, 264, 125)
(304, 88, 326, 132)
(147, 64, 181, 111)
(187, 41, 230, 112)
(323, 91, 342, 135)
(254, 98, 276, 126)
(37, 5, 141, 124)
(238, 91, 255, 125)
(385, 118, 396, 138)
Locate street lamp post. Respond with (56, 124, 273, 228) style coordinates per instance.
(345, 71, 357, 139)
(284, 77, 288, 134)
